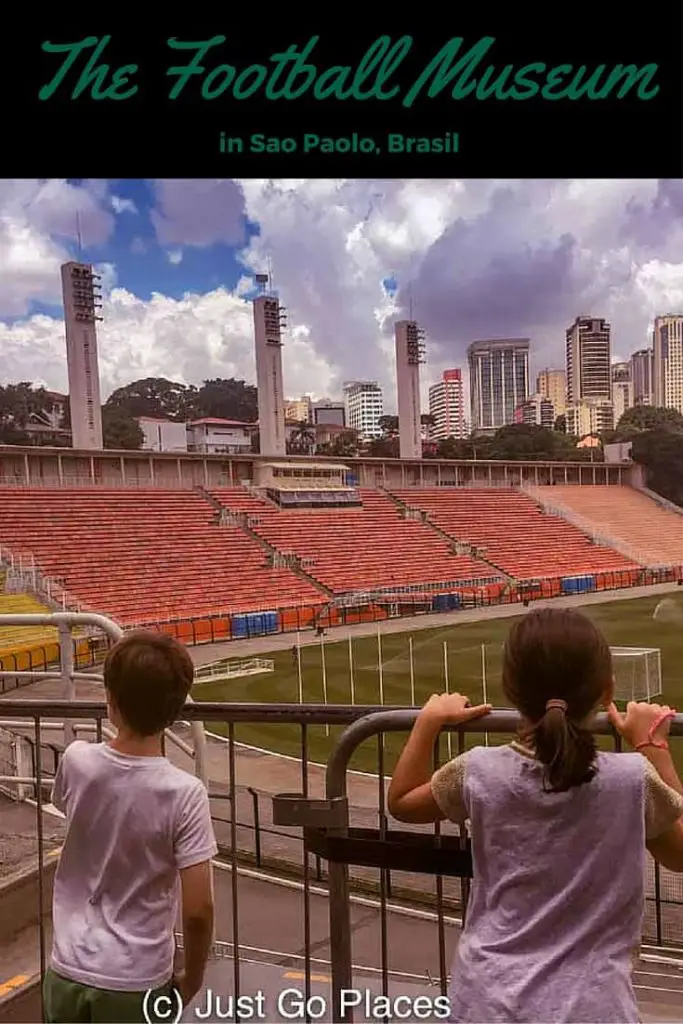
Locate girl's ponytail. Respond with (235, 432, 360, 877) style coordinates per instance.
(532, 700, 597, 793)
(502, 608, 612, 793)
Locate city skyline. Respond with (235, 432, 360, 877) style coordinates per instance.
(0, 179, 681, 408)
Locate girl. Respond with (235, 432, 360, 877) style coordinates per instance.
(388, 607, 683, 1023)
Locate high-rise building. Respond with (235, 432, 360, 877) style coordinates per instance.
(313, 402, 345, 428)
(653, 315, 683, 413)
(565, 316, 612, 404)
(514, 394, 555, 429)
(253, 274, 286, 457)
(343, 381, 384, 439)
(631, 348, 654, 405)
(611, 361, 633, 425)
(467, 338, 529, 434)
(428, 369, 466, 440)
(566, 400, 614, 437)
(395, 320, 426, 459)
(61, 261, 103, 450)
(536, 368, 566, 417)
(284, 396, 312, 423)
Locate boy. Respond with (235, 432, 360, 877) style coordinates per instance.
(44, 631, 217, 1023)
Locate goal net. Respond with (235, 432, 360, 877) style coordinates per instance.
(610, 647, 662, 702)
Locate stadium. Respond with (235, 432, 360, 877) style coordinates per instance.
(2, 265, 683, 1021)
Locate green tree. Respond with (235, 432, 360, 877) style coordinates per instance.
(196, 378, 258, 422)
(631, 429, 683, 505)
(316, 431, 360, 458)
(378, 414, 399, 438)
(435, 437, 473, 459)
(366, 436, 399, 458)
(0, 382, 51, 444)
(554, 414, 567, 433)
(614, 405, 683, 440)
(101, 404, 144, 450)
(106, 377, 199, 421)
(488, 424, 561, 461)
(287, 420, 316, 455)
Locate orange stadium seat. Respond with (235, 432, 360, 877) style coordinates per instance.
(0, 488, 325, 625)
(209, 487, 504, 593)
(534, 485, 683, 566)
(390, 488, 640, 580)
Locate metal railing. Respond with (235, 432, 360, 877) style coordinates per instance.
(3, 697, 683, 1021)
(0, 546, 85, 614)
(2, 612, 683, 1022)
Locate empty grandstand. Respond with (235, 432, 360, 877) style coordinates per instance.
(391, 488, 641, 580)
(0, 476, 680, 642)
(209, 487, 504, 595)
(533, 485, 683, 566)
(0, 487, 325, 627)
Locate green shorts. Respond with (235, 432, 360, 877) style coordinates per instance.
(43, 968, 175, 1023)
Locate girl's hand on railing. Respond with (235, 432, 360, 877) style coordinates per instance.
(419, 692, 492, 728)
(607, 701, 676, 751)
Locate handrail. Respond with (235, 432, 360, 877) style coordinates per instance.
(3, 700, 681, 733)
(0, 613, 208, 785)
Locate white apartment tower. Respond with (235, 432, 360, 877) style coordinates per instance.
(428, 369, 466, 440)
(253, 274, 286, 457)
(653, 315, 683, 413)
(61, 261, 103, 450)
(395, 320, 426, 459)
(343, 381, 383, 439)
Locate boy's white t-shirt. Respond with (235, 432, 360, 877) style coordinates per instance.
(50, 740, 218, 992)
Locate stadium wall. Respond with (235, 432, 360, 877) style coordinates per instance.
(0, 445, 633, 489)
(120, 566, 679, 645)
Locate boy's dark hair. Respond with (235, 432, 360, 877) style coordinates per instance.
(502, 608, 612, 793)
(104, 631, 194, 736)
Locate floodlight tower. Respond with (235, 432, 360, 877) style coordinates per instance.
(253, 273, 286, 457)
(61, 261, 104, 449)
(395, 320, 426, 459)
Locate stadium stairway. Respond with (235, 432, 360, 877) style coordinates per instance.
(0, 488, 327, 626)
(196, 487, 334, 599)
(381, 488, 516, 583)
(207, 486, 505, 597)
(389, 488, 640, 582)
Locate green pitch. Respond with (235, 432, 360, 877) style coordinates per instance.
(192, 592, 683, 774)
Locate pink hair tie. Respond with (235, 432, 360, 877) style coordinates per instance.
(634, 709, 676, 751)
(545, 699, 568, 713)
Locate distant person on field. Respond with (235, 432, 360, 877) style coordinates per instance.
(388, 607, 683, 1023)
(45, 631, 217, 1024)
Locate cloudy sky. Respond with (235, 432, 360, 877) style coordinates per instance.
(1, 178, 682, 410)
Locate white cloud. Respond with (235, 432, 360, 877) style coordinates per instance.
(2, 178, 683, 413)
(0, 180, 115, 317)
(111, 195, 137, 215)
(150, 179, 245, 247)
(0, 286, 333, 401)
(166, 249, 183, 265)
